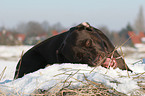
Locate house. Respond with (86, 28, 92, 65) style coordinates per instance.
(128, 31, 145, 51)
(0, 30, 15, 45)
(52, 30, 67, 36)
(15, 33, 26, 45)
(24, 33, 48, 45)
(0, 29, 26, 45)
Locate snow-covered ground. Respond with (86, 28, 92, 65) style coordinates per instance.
(0, 45, 32, 80)
(0, 46, 145, 95)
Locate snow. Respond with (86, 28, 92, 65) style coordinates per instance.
(0, 45, 32, 61)
(134, 43, 145, 52)
(0, 60, 17, 80)
(0, 46, 145, 95)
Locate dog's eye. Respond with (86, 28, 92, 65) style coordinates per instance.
(85, 39, 92, 47)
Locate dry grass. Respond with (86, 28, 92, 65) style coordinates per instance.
(0, 89, 6, 96)
(0, 67, 7, 81)
(133, 72, 145, 90)
(14, 50, 24, 79)
(34, 83, 127, 96)
(32, 69, 145, 96)
(32, 70, 127, 96)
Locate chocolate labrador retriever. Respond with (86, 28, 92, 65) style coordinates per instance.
(14, 22, 132, 79)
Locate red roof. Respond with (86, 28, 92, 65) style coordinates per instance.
(128, 31, 145, 44)
(52, 30, 59, 36)
(38, 33, 47, 37)
(52, 30, 67, 36)
(16, 34, 26, 41)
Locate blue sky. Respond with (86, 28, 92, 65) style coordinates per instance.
(0, 0, 145, 31)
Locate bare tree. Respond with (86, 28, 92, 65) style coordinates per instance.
(99, 26, 111, 39)
(16, 22, 27, 33)
(134, 6, 145, 33)
(52, 22, 65, 32)
(41, 21, 50, 32)
(26, 21, 46, 37)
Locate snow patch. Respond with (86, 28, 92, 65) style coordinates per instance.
(0, 63, 144, 95)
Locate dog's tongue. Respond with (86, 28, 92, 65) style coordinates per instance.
(102, 58, 117, 68)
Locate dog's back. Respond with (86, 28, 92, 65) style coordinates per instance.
(14, 32, 68, 79)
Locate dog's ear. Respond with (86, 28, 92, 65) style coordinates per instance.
(56, 43, 63, 62)
(58, 42, 64, 53)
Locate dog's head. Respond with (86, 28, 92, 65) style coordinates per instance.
(58, 22, 109, 66)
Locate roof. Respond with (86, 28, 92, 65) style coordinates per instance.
(128, 31, 145, 44)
